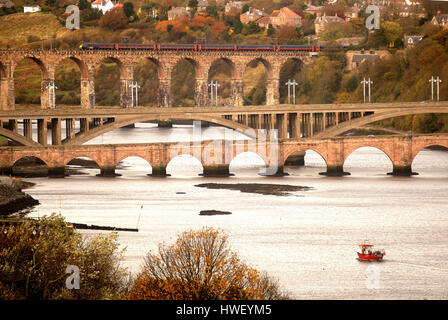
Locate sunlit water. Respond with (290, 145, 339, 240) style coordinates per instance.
(21, 123, 448, 299)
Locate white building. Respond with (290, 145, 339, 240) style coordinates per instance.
(23, 5, 41, 13)
(91, 0, 115, 14)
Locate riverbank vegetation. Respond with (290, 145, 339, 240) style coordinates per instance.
(0, 214, 128, 299)
(0, 215, 287, 300)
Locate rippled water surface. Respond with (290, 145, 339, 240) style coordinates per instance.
(22, 124, 448, 299)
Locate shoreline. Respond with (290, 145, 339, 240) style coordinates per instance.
(0, 176, 39, 216)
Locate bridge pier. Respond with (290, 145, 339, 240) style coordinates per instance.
(231, 79, 244, 107)
(98, 167, 120, 177)
(51, 118, 62, 145)
(120, 79, 133, 109)
(319, 165, 350, 177)
(48, 166, 66, 178)
(200, 165, 233, 177)
(259, 165, 289, 177)
(388, 165, 417, 176)
(266, 78, 280, 106)
(149, 166, 170, 177)
(1, 77, 10, 111)
(195, 79, 209, 107)
(81, 78, 95, 109)
(158, 79, 171, 108)
(0, 166, 12, 175)
(37, 119, 47, 146)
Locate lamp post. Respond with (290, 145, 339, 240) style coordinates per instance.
(436, 76, 442, 102)
(429, 76, 434, 101)
(208, 80, 219, 106)
(129, 81, 141, 108)
(46, 81, 57, 109)
(133, 81, 140, 108)
(367, 78, 373, 103)
(285, 79, 298, 104)
(208, 80, 214, 107)
(214, 80, 220, 107)
(361, 77, 372, 103)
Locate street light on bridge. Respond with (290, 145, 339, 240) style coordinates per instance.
(46, 81, 57, 110)
(361, 77, 373, 103)
(208, 80, 219, 107)
(285, 79, 298, 104)
(429, 76, 442, 102)
(129, 81, 141, 108)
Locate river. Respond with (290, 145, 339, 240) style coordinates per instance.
(21, 122, 448, 299)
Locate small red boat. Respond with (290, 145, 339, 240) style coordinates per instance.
(357, 243, 385, 261)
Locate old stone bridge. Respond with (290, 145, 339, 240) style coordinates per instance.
(0, 48, 314, 110)
(1, 134, 447, 177)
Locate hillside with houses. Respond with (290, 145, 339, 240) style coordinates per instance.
(1, 0, 447, 48)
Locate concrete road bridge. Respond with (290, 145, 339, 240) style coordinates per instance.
(0, 102, 448, 148)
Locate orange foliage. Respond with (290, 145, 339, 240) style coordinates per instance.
(125, 227, 286, 300)
(275, 26, 298, 41)
(156, 18, 190, 35)
(210, 21, 228, 37)
(190, 15, 215, 29)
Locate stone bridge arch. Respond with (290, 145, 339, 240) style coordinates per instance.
(282, 144, 329, 167)
(342, 140, 395, 165)
(64, 153, 105, 168)
(410, 136, 448, 164)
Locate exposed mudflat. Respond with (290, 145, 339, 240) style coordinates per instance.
(195, 183, 312, 196)
(199, 210, 232, 216)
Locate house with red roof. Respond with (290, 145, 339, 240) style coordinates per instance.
(91, 0, 115, 14)
(269, 7, 302, 28)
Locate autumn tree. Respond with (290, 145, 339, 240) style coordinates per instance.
(275, 25, 299, 42)
(99, 7, 128, 31)
(382, 21, 403, 48)
(0, 214, 128, 300)
(126, 227, 288, 300)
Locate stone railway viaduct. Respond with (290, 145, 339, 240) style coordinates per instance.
(0, 48, 314, 110)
